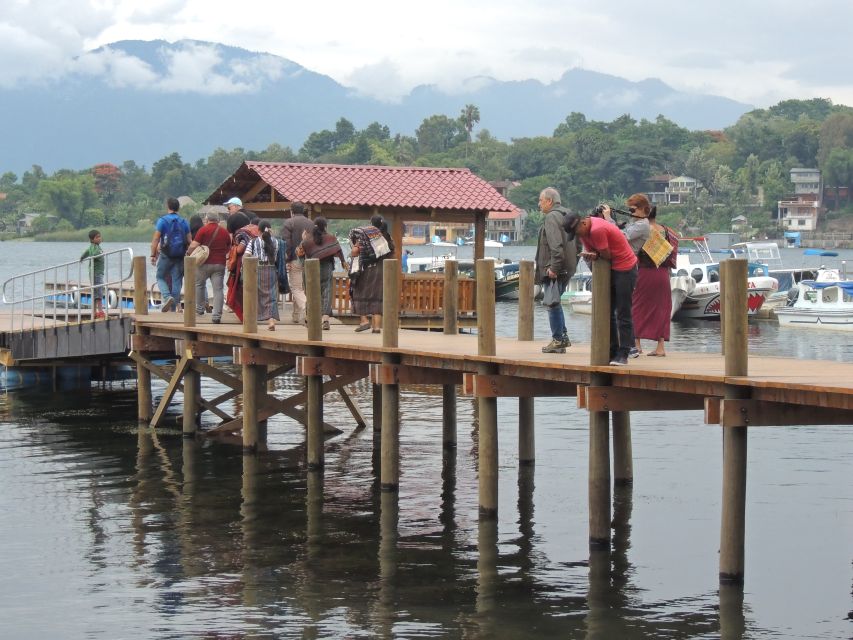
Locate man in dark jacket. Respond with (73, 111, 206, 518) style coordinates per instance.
(280, 201, 315, 323)
(535, 187, 578, 353)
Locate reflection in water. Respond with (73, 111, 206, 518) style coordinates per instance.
(0, 370, 850, 638)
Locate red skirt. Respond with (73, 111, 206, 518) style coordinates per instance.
(632, 266, 671, 341)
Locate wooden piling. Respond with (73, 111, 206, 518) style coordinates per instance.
(720, 259, 749, 584)
(589, 258, 612, 549)
(612, 411, 632, 485)
(241, 256, 260, 451)
(381, 260, 401, 491)
(476, 259, 498, 516)
(132, 256, 152, 423)
(182, 359, 199, 438)
(304, 258, 324, 469)
(443, 260, 459, 335)
(132, 256, 148, 316)
(443, 260, 458, 448)
(183, 256, 196, 328)
(517, 260, 535, 464)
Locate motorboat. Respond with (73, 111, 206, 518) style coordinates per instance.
(729, 242, 823, 309)
(414, 257, 521, 301)
(776, 269, 853, 331)
(672, 237, 777, 320)
(563, 268, 694, 319)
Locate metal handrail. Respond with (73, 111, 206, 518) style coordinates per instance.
(1, 248, 135, 333)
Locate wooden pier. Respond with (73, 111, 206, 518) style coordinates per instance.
(3, 254, 852, 589)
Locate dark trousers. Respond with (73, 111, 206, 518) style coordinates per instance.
(610, 266, 637, 359)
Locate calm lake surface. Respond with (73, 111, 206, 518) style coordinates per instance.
(1, 242, 852, 639)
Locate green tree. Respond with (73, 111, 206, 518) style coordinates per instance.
(817, 111, 853, 167)
(459, 104, 480, 158)
(362, 122, 391, 141)
(37, 173, 99, 227)
(823, 147, 853, 208)
(151, 152, 194, 198)
(415, 115, 465, 154)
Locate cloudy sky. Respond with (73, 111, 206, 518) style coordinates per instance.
(2, 0, 852, 107)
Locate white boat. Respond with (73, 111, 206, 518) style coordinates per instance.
(729, 242, 823, 309)
(776, 269, 853, 331)
(563, 269, 694, 319)
(672, 237, 777, 320)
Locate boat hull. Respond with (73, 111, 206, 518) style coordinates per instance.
(776, 308, 853, 331)
(674, 276, 776, 320)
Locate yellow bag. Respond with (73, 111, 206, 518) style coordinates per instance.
(641, 229, 674, 267)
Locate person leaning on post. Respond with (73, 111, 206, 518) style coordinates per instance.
(535, 187, 578, 354)
(564, 211, 638, 366)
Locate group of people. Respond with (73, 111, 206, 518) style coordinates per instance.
(147, 197, 394, 332)
(535, 187, 676, 365)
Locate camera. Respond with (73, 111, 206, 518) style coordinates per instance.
(592, 204, 608, 218)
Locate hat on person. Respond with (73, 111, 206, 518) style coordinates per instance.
(563, 212, 581, 240)
(225, 197, 243, 207)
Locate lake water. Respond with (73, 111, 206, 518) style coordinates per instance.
(1, 242, 852, 639)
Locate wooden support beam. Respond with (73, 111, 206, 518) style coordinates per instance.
(585, 387, 706, 412)
(233, 347, 297, 366)
(714, 399, 853, 427)
(190, 360, 240, 389)
(296, 356, 369, 378)
(338, 385, 367, 428)
(242, 179, 268, 203)
(176, 339, 233, 358)
(208, 371, 362, 434)
(577, 385, 588, 409)
(472, 374, 576, 398)
(130, 333, 176, 352)
(369, 363, 462, 386)
(149, 354, 192, 427)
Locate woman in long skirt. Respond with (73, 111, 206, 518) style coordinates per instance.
(296, 217, 347, 330)
(245, 220, 280, 330)
(632, 202, 675, 356)
(348, 215, 394, 333)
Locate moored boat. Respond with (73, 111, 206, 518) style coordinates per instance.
(776, 270, 853, 331)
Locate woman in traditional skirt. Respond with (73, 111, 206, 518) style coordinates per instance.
(244, 220, 280, 330)
(631, 197, 677, 357)
(296, 217, 347, 330)
(225, 216, 259, 322)
(348, 215, 394, 333)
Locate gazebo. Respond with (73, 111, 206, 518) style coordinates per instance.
(204, 161, 517, 261)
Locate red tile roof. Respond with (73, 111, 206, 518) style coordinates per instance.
(220, 162, 516, 212)
(488, 210, 522, 220)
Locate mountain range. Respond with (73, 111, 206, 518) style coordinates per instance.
(0, 39, 752, 175)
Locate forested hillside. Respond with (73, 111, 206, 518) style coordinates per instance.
(2, 98, 851, 240)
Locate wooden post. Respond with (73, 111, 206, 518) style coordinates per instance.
(443, 260, 459, 334)
(182, 360, 199, 438)
(304, 258, 324, 469)
(305, 259, 322, 342)
(134, 255, 152, 424)
(390, 214, 403, 261)
(443, 260, 458, 448)
(242, 257, 258, 334)
(372, 384, 382, 434)
(589, 258, 612, 549)
(183, 256, 196, 328)
(517, 260, 535, 464)
(381, 260, 401, 491)
(474, 213, 486, 264)
(612, 412, 632, 485)
(475, 517, 499, 636)
(476, 259, 498, 517)
(241, 256, 260, 450)
(720, 259, 749, 584)
(132, 256, 148, 316)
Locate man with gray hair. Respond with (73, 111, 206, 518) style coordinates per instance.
(535, 187, 578, 353)
(187, 210, 230, 323)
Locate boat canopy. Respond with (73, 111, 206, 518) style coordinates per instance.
(801, 280, 853, 295)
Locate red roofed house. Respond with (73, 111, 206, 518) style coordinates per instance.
(205, 162, 516, 262)
(486, 208, 525, 243)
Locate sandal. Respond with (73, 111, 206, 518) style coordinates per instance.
(647, 352, 666, 357)
(354, 323, 371, 332)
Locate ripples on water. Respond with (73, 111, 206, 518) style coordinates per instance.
(1, 243, 852, 638)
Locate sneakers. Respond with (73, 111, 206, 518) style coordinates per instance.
(161, 297, 174, 312)
(322, 320, 330, 330)
(629, 347, 640, 358)
(560, 334, 571, 348)
(211, 317, 221, 324)
(542, 338, 566, 354)
(609, 355, 628, 366)
(196, 308, 206, 316)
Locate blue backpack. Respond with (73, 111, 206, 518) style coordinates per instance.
(160, 216, 187, 259)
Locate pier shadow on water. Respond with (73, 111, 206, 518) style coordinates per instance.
(0, 373, 850, 639)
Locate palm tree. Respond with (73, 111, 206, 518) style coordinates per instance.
(460, 104, 480, 159)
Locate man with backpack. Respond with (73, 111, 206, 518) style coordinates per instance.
(150, 197, 191, 312)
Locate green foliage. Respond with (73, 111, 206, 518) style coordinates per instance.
(37, 173, 99, 227)
(416, 115, 466, 154)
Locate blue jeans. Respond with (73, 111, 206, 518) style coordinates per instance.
(545, 277, 568, 340)
(156, 255, 184, 304)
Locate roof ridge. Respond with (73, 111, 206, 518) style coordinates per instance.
(245, 160, 471, 173)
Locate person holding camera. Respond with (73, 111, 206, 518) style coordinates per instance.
(564, 210, 638, 366)
(535, 187, 578, 354)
